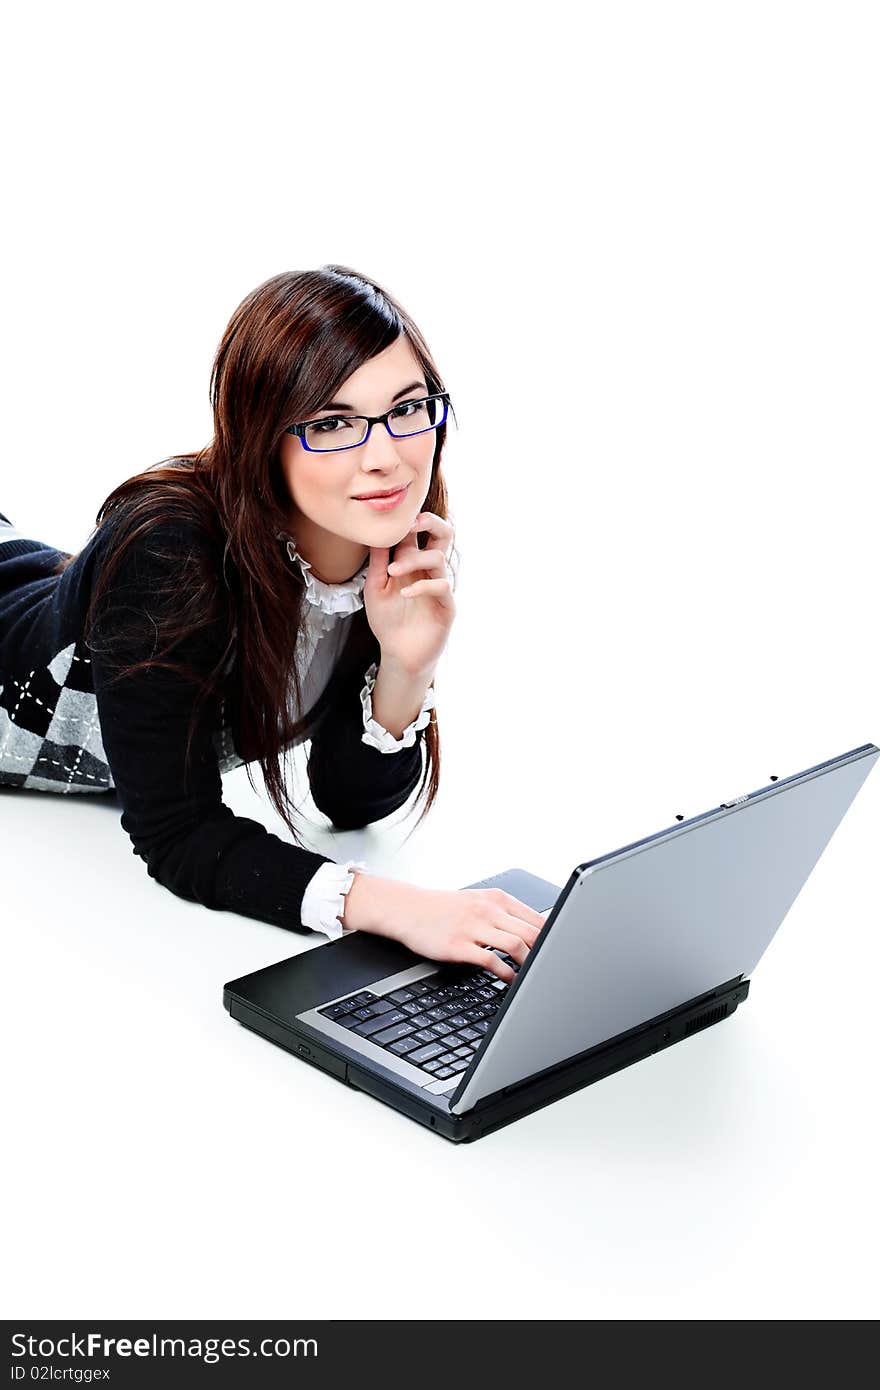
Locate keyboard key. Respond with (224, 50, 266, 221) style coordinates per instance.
(454, 1046, 472, 1058)
(414, 1028, 440, 1043)
(389, 1036, 422, 1055)
(458, 1027, 481, 1042)
(432, 1023, 453, 1037)
(433, 1066, 455, 1078)
(446, 1015, 469, 1029)
(438, 1052, 459, 1066)
(408, 1042, 446, 1064)
(352, 1000, 395, 1020)
(320, 994, 369, 1018)
(400, 1002, 423, 1016)
(473, 1020, 490, 1034)
(423, 1059, 443, 1073)
(449, 1058, 470, 1072)
(318, 1002, 352, 1020)
(388, 988, 415, 1004)
(372, 1022, 417, 1046)
(407, 980, 434, 995)
(353, 1010, 408, 1037)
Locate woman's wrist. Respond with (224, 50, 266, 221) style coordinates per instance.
(341, 871, 402, 938)
(369, 661, 434, 740)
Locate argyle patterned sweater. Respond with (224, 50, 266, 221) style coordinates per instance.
(0, 510, 426, 932)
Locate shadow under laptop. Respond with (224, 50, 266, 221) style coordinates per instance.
(492, 1014, 809, 1174)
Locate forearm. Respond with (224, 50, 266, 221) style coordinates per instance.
(307, 657, 432, 829)
(341, 869, 404, 936)
(308, 718, 423, 829)
(125, 799, 335, 931)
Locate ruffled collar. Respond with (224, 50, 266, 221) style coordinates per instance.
(277, 531, 368, 619)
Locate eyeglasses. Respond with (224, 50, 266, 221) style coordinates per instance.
(285, 391, 451, 453)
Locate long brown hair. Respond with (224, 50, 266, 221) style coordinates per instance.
(61, 265, 458, 845)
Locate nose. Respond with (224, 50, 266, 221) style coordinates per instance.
(359, 420, 404, 469)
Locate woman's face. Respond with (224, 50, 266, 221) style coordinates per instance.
(279, 336, 436, 578)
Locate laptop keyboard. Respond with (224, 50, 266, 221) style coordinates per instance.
(316, 954, 520, 1080)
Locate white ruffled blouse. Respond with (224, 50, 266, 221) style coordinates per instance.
(280, 535, 435, 942)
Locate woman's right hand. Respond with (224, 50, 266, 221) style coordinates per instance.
(340, 873, 549, 983)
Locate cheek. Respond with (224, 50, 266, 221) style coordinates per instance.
(285, 457, 331, 502)
(411, 439, 435, 475)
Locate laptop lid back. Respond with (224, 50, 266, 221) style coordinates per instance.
(449, 743, 878, 1116)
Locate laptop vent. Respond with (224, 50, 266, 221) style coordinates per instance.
(684, 1002, 729, 1036)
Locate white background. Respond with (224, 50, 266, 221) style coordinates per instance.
(2, 0, 878, 1321)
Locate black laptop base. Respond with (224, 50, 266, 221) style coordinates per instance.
(224, 973, 750, 1143)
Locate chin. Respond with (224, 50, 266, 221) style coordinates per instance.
(361, 510, 416, 531)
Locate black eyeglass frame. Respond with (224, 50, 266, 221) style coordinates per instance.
(284, 391, 452, 453)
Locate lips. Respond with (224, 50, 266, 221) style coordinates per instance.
(353, 483, 409, 500)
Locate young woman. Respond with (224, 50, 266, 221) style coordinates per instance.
(0, 264, 544, 982)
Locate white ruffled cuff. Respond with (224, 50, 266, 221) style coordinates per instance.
(359, 661, 435, 753)
(300, 859, 369, 940)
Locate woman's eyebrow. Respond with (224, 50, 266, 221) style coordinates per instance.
(318, 379, 428, 412)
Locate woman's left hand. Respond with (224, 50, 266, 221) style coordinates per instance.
(363, 510, 456, 678)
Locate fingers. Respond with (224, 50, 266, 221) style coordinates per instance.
(459, 906, 545, 983)
(408, 511, 455, 561)
(490, 888, 550, 933)
(445, 892, 549, 983)
(478, 923, 535, 966)
(397, 576, 455, 607)
(387, 547, 449, 579)
(387, 550, 454, 604)
(458, 941, 516, 984)
(488, 913, 541, 954)
(365, 547, 391, 588)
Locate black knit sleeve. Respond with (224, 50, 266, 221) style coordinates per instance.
(306, 656, 427, 831)
(89, 517, 334, 931)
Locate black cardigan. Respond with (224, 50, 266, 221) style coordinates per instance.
(0, 515, 426, 931)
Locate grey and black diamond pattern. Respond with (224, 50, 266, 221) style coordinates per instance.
(0, 640, 114, 793)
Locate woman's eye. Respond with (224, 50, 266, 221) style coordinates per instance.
(313, 417, 350, 433)
(391, 399, 427, 419)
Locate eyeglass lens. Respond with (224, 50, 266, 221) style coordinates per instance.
(304, 395, 447, 451)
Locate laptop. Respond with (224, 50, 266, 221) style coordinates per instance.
(223, 742, 878, 1143)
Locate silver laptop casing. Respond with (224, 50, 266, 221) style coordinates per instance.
(447, 743, 878, 1114)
